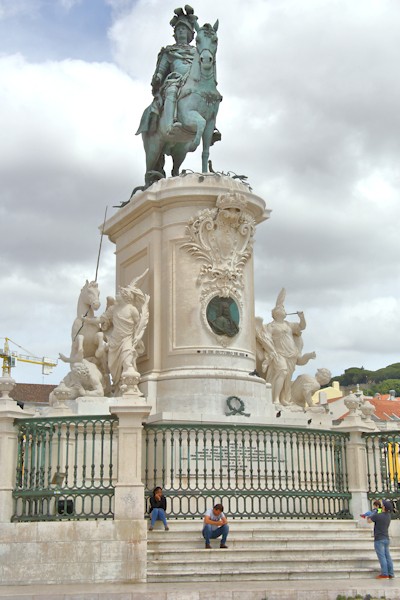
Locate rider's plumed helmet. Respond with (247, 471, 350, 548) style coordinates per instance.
(170, 5, 198, 43)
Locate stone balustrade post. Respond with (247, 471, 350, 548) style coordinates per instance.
(110, 390, 151, 520)
(344, 430, 370, 518)
(0, 377, 31, 522)
(334, 414, 377, 519)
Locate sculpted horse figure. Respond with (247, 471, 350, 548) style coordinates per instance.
(59, 280, 103, 364)
(137, 20, 222, 189)
(71, 280, 102, 358)
(58, 281, 112, 397)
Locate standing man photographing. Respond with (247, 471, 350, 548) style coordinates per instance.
(368, 499, 395, 579)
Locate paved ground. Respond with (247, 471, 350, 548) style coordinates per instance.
(0, 579, 399, 600)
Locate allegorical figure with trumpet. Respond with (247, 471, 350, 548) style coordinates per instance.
(256, 289, 316, 406)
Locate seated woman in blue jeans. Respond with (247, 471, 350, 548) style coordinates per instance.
(149, 486, 169, 531)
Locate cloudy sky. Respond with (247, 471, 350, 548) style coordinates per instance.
(1, 0, 399, 386)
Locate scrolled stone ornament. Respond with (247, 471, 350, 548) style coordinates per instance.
(182, 192, 255, 304)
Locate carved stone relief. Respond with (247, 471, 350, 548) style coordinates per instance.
(181, 192, 255, 339)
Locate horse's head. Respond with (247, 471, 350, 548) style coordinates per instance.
(80, 280, 101, 311)
(194, 21, 218, 72)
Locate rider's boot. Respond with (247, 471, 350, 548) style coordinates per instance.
(163, 86, 182, 138)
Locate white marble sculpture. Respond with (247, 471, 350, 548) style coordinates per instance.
(107, 270, 150, 394)
(70, 280, 103, 359)
(53, 273, 150, 402)
(291, 368, 332, 408)
(49, 330, 108, 406)
(52, 280, 111, 403)
(60, 280, 111, 392)
(50, 345, 105, 404)
(82, 295, 115, 393)
(255, 289, 316, 406)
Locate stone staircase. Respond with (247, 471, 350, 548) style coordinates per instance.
(147, 519, 400, 582)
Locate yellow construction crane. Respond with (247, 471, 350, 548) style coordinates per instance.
(0, 337, 58, 377)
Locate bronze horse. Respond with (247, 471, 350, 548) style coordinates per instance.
(138, 21, 222, 188)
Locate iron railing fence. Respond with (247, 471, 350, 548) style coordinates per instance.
(143, 423, 352, 519)
(12, 414, 118, 522)
(363, 431, 400, 518)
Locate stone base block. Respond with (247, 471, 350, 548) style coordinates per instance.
(0, 519, 147, 585)
(141, 369, 273, 422)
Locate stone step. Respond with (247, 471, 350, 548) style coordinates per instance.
(147, 566, 380, 583)
(148, 540, 377, 552)
(148, 531, 371, 541)
(150, 519, 362, 530)
(146, 519, 390, 583)
(148, 520, 372, 540)
(147, 528, 371, 540)
(147, 531, 374, 544)
(148, 545, 400, 560)
(147, 550, 399, 568)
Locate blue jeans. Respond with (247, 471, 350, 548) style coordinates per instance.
(374, 538, 394, 577)
(150, 508, 168, 527)
(202, 524, 229, 545)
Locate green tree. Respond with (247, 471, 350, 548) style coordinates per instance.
(336, 367, 373, 387)
(334, 363, 400, 387)
(373, 363, 400, 383)
(368, 379, 400, 396)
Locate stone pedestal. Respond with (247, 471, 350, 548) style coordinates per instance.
(104, 174, 272, 422)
